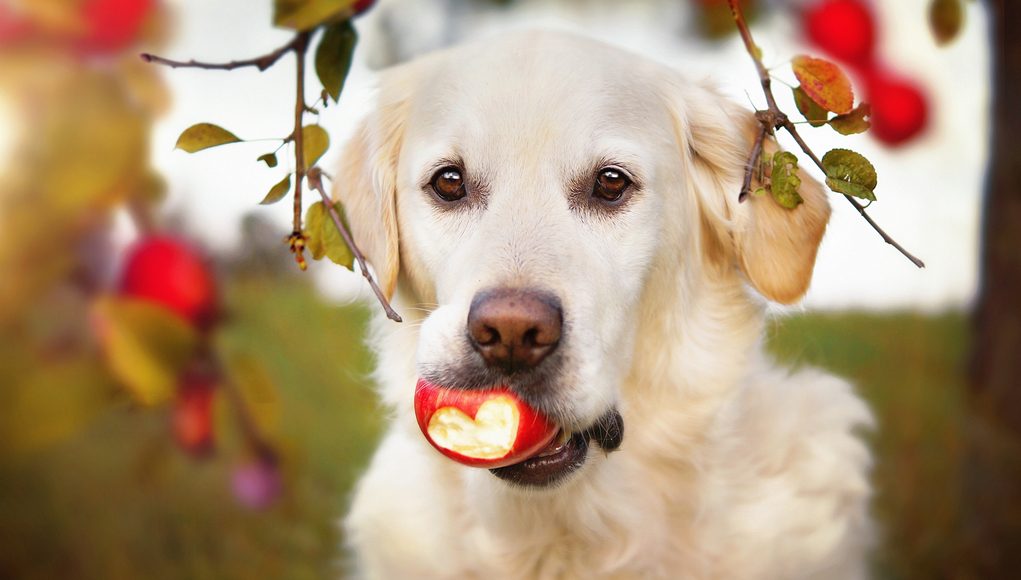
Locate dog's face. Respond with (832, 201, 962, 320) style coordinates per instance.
(336, 32, 830, 488)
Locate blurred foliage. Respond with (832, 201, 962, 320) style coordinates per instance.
(0, 278, 380, 580)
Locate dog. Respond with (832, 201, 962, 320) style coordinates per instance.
(333, 31, 874, 579)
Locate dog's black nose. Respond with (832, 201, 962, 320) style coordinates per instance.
(467, 288, 562, 373)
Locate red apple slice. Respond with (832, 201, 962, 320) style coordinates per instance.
(414, 379, 558, 468)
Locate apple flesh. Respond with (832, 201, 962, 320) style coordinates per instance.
(414, 379, 558, 468)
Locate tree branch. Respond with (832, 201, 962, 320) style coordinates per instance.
(307, 168, 403, 323)
(740, 122, 769, 202)
(292, 32, 310, 260)
(726, 0, 924, 268)
(140, 34, 305, 72)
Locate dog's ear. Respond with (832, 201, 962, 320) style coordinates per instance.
(666, 80, 831, 304)
(331, 72, 414, 300)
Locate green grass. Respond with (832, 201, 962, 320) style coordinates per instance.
(0, 279, 970, 579)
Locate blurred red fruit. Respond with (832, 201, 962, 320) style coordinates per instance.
(231, 459, 282, 509)
(864, 69, 930, 146)
(803, 0, 876, 66)
(119, 236, 218, 330)
(77, 0, 154, 55)
(353, 0, 377, 16)
(0, 8, 34, 46)
(172, 376, 215, 455)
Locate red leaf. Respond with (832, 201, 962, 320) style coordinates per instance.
(791, 55, 855, 114)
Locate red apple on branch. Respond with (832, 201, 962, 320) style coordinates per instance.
(119, 235, 219, 330)
(172, 374, 215, 455)
(76, 0, 154, 56)
(864, 68, 930, 146)
(802, 0, 876, 67)
(352, 0, 377, 17)
(414, 379, 558, 468)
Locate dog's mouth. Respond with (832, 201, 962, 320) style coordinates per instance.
(413, 379, 623, 487)
(490, 409, 624, 487)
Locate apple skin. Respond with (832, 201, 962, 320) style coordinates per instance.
(414, 379, 558, 469)
(119, 236, 219, 330)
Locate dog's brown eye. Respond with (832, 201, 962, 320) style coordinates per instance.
(430, 166, 467, 201)
(593, 168, 631, 203)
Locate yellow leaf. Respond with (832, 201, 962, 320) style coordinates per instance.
(223, 352, 280, 437)
(929, 0, 964, 46)
(273, 0, 358, 31)
(175, 123, 242, 153)
(259, 174, 292, 205)
(93, 297, 200, 406)
(301, 125, 330, 170)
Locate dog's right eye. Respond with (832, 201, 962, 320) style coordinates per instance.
(592, 167, 631, 204)
(430, 167, 468, 202)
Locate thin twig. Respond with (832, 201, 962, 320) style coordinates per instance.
(740, 124, 769, 202)
(140, 34, 304, 72)
(725, 0, 924, 268)
(292, 33, 310, 238)
(307, 167, 403, 322)
(784, 120, 926, 267)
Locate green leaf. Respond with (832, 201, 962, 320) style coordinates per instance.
(770, 151, 803, 209)
(175, 123, 242, 153)
(929, 0, 964, 46)
(257, 153, 278, 168)
(822, 148, 878, 201)
(793, 86, 829, 128)
(791, 55, 854, 114)
(315, 20, 358, 103)
(303, 200, 353, 268)
(828, 103, 872, 135)
(93, 297, 200, 407)
(273, 0, 357, 31)
(301, 125, 330, 170)
(260, 174, 292, 205)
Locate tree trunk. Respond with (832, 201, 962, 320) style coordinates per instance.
(965, 0, 1021, 576)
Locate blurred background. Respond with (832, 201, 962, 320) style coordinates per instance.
(0, 0, 1015, 578)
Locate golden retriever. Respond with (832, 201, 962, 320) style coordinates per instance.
(334, 31, 873, 579)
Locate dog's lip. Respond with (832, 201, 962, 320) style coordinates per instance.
(489, 430, 589, 486)
(488, 409, 624, 487)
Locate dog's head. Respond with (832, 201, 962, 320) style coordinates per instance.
(334, 31, 829, 487)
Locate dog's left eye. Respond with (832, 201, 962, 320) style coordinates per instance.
(593, 167, 631, 203)
(430, 166, 468, 202)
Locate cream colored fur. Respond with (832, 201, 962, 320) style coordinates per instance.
(335, 31, 874, 580)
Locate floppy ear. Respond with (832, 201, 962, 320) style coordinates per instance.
(668, 80, 831, 304)
(331, 73, 413, 301)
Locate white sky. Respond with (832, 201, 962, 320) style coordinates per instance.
(152, 0, 989, 311)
